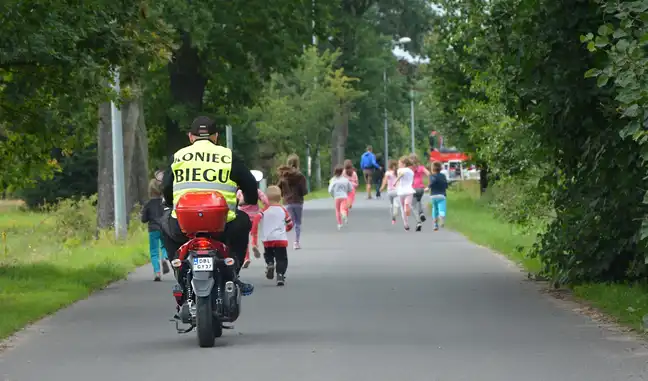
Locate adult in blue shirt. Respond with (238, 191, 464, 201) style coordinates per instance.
(360, 145, 382, 199)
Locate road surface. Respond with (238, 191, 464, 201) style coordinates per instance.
(2, 197, 648, 381)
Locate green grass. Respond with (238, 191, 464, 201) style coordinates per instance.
(445, 181, 542, 273)
(0, 201, 148, 340)
(305, 188, 329, 200)
(446, 181, 648, 332)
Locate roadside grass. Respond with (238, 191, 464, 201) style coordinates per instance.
(446, 181, 648, 332)
(305, 188, 329, 200)
(0, 198, 148, 341)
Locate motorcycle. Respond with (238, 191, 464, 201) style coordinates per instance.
(170, 191, 242, 348)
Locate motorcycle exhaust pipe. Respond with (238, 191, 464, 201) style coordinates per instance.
(225, 281, 235, 293)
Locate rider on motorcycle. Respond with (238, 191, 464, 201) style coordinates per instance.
(159, 116, 258, 295)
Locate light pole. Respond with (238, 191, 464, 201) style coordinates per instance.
(410, 88, 415, 154)
(384, 37, 411, 163)
(110, 68, 127, 240)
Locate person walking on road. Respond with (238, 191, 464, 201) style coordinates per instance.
(343, 159, 359, 211)
(428, 161, 449, 231)
(237, 171, 269, 269)
(328, 165, 353, 230)
(373, 153, 385, 199)
(276, 154, 308, 250)
(360, 145, 381, 199)
(251, 186, 294, 286)
(379, 160, 399, 225)
(409, 153, 430, 232)
(394, 156, 415, 231)
(141, 178, 170, 281)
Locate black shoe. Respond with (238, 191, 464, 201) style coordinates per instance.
(420, 214, 427, 222)
(277, 274, 285, 286)
(265, 264, 275, 280)
(416, 223, 422, 232)
(162, 260, 170, 274)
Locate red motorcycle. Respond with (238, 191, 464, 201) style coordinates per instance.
(171, 191, 242, 348)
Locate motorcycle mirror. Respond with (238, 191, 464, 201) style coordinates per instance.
(250, 169, 264, 182)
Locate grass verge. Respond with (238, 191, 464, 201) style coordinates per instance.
(305, 188, 329, 200)
(0, 199, 148, 341)
(446, 181, 648, 332)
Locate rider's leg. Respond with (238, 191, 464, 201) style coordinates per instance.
(222, 210, 254, 295)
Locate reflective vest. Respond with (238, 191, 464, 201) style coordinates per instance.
(171, 140, 238, 222)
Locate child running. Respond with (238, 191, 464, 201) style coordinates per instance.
(379, 160, 400, 224)
(328, 165, 353, 230)
(394, 156, 415, 231)
(343, 159, 359, 211)
(237, 170, 269, 269)
(428, 161, 449, 231)
(409, 153, 430, 231)
(251, 186, 293, 286)
(141, 179, 170, 281)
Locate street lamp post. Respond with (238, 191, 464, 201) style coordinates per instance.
(410, 88, 415, 154)
(383, 37, 411, 163)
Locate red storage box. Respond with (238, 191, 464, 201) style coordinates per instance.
(175, 191, 229, 234)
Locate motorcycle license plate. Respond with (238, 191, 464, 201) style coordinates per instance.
(192, 257, 214, 272)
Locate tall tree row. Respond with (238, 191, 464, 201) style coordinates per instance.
(421, 0, 648, 285)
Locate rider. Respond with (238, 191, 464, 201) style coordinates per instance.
(160, 116, 258, 296)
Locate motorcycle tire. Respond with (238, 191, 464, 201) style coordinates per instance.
(196, 295, 216, 348)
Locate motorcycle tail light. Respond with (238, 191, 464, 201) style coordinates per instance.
(190, 238, 213, 251)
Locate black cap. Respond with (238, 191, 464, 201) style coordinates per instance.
(190, 116, 217, 137)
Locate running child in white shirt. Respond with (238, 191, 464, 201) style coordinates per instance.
(251, 186, 294, 286)
(328, 165, 354, 230)
(394, 155, 415, 231)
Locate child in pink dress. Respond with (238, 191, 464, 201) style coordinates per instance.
(237, 181, 269, 269)
(343, 159, 359, 211)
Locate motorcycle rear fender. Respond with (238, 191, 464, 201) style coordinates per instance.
(191, 271, 215, 297)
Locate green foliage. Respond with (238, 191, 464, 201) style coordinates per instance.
(246, 47, 364, 177)
(582, 1, 648, 240)
(48, 195, 98, 246)
(423, 0, 648, 285)
(17, 146, 98, 208)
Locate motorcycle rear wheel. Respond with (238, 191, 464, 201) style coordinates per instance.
(196, 295, 216, 347)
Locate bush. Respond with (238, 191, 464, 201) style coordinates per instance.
(48, 194, 97, 246)
(17, 145, 98, 208)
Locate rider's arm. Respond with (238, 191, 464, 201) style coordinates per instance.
(230, 155, 258, 206)
(162, 156, 174, 206)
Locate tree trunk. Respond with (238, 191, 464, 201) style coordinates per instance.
(331, 104, 350, 169)
(97, 88, 150, 230)
(122, 89, 150, 214)
(314, 149, 322, 189)
(166, 35, 208, 155)
(479, 162, 489, 195)
(97, 102, 114, 230)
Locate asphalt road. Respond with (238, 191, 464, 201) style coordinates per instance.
(2, 197, 648, 381)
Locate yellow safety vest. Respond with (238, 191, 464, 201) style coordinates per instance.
(171, 140, 238, 222)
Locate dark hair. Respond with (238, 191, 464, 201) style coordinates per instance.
(432, 161, 443, 173)
(334, 165, 344, 177)
(343, 159, 354, 176)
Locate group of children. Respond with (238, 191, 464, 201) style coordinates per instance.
(328, 153, 448, 232)
(142, 160, 307, 287)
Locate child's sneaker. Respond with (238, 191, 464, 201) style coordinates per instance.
(434, 223, 439, 231)
(242, 259, 251, 269)
(342, 214, 348, 225)
(265, 264, 275, 280)
(391, 218, 396, 225)
(420, 214, 427, 222)
(337, 224, 343, 230)
(154, 272, 161, 282)
(293, 242, 301, 250)
(416, 223, 422, 232)
(276, 274, 285, 286)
